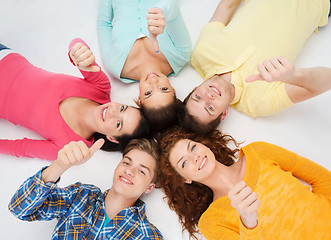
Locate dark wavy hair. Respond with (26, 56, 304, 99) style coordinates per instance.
(94, 108, 151, 152)
(177, 89, 222, 134)
(140, 95, 181, 131)
(156, 126, 239, 239)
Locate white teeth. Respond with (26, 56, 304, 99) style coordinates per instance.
(210, 86, 221, 96)
(120, 176, 132, 184)
(199, 157, 207, 170)
(102, 108, 107, 121)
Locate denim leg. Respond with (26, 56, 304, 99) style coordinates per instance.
(0, 43, 10, 51)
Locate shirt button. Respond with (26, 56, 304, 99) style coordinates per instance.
(100, 212, 104, 216)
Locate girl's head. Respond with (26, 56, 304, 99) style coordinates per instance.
(138, 73, 178, 130)
(94, 102, 150, 152)
(157, 126, 238, 238)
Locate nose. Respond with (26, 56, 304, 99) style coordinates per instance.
(125, 166, 134, 177)
(206, 91, 214, 99)
(188, 152, 199, 164)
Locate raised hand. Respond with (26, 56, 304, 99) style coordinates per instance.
(246, 56, 296, 83)
(42, 139, 104, 183)
(147, 8, 166, 53)
(221, 175, 260, 229)
(69, 42, 100, 72)
(56, 139, 105, 170)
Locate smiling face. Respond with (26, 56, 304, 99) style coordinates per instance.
(169, 139, 217, 184)
(95, 102, 141, 142)
(112, 149, 156, 199)
(138, 72, 175, 109)
(185, 75, 234, 125)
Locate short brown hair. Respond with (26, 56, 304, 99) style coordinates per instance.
(123, 138, 160, 183)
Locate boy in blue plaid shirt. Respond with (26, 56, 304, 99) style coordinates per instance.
(8, 138, 164, 240)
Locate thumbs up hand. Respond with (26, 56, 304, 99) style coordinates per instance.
(221, 175, 260, 229)
(42, 139, 105, 183)
(147, 8, 166, 53)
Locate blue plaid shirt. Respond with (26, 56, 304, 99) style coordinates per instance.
(8, 168, 164, 240)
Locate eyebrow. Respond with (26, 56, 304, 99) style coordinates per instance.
(176, 141, 191, 165)
(119, 105, 128, 131)
(191, 95, 213, 116)
(124, 156, 151, 173)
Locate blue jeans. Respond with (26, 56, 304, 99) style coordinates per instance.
(0, 43, 9, 51)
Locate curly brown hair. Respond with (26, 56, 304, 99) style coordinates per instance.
(156, 126, 239, 239)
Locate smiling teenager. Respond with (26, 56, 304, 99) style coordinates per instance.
(179, 0, 331, 134)
(0, 39, 150, 160)
(97, 0, 191, 130)
(157, 126, 331, 239)
(9, 138, 163, 240)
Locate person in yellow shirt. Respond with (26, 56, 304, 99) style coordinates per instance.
(156, 126, 331, 239)
(178, 0, 331, 134)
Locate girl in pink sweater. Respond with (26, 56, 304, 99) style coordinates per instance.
(0, 39, 150, 160)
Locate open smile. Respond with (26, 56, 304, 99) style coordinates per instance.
(210, 85, 222, 96)
(145, 72, 159, 81)
(198, 156, 208, 170)
(119, 176, 133, 185)
(102, 107, 107, 121)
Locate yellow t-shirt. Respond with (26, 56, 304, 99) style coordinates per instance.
(198, 142, 331, 240)
(191, 0, 329, 117)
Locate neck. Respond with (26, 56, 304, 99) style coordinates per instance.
(104, 188, 137, 219)
(201, 156, 245, 200)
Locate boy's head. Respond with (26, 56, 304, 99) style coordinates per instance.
(112, 138, 160, 199)
(179, 75, 233, 134)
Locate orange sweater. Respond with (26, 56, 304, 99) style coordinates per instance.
(198, 142, 331, 240)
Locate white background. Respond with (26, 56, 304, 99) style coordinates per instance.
(0, 0, 330, 239)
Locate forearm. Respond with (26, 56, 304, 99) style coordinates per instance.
(41, 161, 68, 183)
(286, 67, 331, 103)
(210, 0, 242, 25)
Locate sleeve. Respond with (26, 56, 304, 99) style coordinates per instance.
(198, 210, 263, 240)
(8, 168, 84, 221)
(250, 142, 331, 197)
(158, 0, 192, 58)
(97, 0, 113, 76)
(0, 138, 60, 160)
(68, 38, 110, 93)
(237, 81, 293, 118)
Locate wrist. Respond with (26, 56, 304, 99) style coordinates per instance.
(240, 215, 258, 229)
(41, 161, 68, 183)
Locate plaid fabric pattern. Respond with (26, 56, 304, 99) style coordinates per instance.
(8, 168, 163, 240)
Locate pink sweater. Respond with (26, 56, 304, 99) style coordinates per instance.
(0, 39, 110, 160)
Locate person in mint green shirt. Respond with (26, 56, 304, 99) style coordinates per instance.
(97, 0, 191, 131)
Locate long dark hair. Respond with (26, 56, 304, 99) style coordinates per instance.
(94, 108, 151, 152)
(157, 126, 239, 239)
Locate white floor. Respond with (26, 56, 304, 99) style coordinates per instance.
(0, 0, 330, 239)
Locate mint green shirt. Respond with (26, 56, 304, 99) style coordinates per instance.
(97, 0, 192, 83)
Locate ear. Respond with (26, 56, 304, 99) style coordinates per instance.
(137, 97, 141, 107)
(184, 179, 192, 184)
(172, 87, 176, 95)
(144, 183, 156, 194)
(106, 135, 119, 144)
(220, 108, 229, 122)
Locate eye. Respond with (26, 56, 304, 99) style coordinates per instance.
(116, 120, 120, 128)
(145, 91, 151, 96)
(182, 160, 187, 168)
(161, 87, 168, 91)
(196, 94, 201, 100)
(191, 144, 196, 152)
(139, 170, 146, 175)
(208, 105, 214, 111)
(120, 105, 124, 112)
(123, 161, 129, 166)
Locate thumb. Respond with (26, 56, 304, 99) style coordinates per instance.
(150, 34, 160, 53)
(245, 74, 263, 83)
(89, 139, 105, 156)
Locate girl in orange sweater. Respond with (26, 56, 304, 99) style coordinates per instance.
(157, 126, 331, 239)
